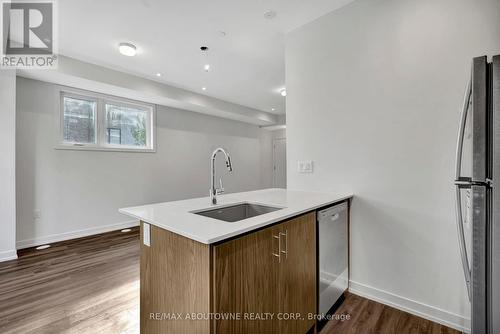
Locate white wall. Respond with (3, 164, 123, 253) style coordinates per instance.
(16, 77, 273, 248)
(0, 71, 17, 262)
(286, 0, 500, 331)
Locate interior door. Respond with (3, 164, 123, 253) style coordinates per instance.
(213, 223, 281, 334)
(278, 212, 316, 334)
(273, 138, 287, 188)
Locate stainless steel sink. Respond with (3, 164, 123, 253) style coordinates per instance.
(192, 203, 283, 222)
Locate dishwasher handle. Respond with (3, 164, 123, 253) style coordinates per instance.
(318, 202, 348, 221)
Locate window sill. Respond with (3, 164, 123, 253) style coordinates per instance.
(55, 144, 156, 153)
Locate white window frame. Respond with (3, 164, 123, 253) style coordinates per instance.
(57, 87, 156, 153)
(59, 92, 99, 148)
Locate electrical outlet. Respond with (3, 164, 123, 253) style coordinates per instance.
(298, 160, 314, 173)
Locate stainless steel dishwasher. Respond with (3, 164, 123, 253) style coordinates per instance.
(318, 202, 349, 316)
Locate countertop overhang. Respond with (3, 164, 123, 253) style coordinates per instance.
(119, 188, 353, 244)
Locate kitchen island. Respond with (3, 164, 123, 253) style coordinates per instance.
(120, 188, 352, 334)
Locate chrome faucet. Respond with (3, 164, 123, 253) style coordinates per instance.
(210, 148, 233, 205)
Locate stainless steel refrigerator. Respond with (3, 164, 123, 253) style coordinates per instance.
(455, 55, 500, 334)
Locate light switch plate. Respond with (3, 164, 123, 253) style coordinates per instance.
(143, 223, 151, 246)
(298, 160, 314, 173)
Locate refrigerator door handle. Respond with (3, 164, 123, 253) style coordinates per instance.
(455, 79, 472, 180)
(454, 79, 473, 301)
(455, 185, 472, 300)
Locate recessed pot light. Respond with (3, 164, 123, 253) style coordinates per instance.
(204, 64, 210, 72)
(118, 42, 137, 57)
(264, 10, 277, 19)
(271, 108, 276, 111)
(156, 73, 162, 77)
(202, 87, 207, 91)
(280, 88, 287, 97)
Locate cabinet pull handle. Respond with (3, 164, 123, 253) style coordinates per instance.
(272, 234, 281, 263)
(280, 230, 288, 259)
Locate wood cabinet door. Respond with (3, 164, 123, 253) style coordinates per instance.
(278, 212, 317, 334)
(213, 223, 283, 334)
(140, 223, 211, 334)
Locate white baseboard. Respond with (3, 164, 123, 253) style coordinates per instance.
(0, 249, 18, 262)
(16, 220, 140, 249)
(349, 280, 470, 333)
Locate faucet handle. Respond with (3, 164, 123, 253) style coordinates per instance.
(217, 177, 225, 194)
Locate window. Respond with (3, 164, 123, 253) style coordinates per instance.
(59, 90, 155, 152)
(105, 102, 149, 148)
(63, 96, 97, 144)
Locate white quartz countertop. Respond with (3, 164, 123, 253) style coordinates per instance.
(119, 188, 352, 244)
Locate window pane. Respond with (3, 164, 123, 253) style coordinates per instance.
(105, 103, 148, 147)
(63, 96, 97, 144)
(107, 128, 122, 145)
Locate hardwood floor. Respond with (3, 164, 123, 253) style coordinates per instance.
(0, 228, 462, 334)
(320, 293, 461, 334)
(0, 228, 140, 334)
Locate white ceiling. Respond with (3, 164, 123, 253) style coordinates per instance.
(58, 0, 354, 115)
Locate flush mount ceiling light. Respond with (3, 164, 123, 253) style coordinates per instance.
(118, 42, 137, 57)
(264, 10, 277, 19)
(280, 88, 287, 97)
